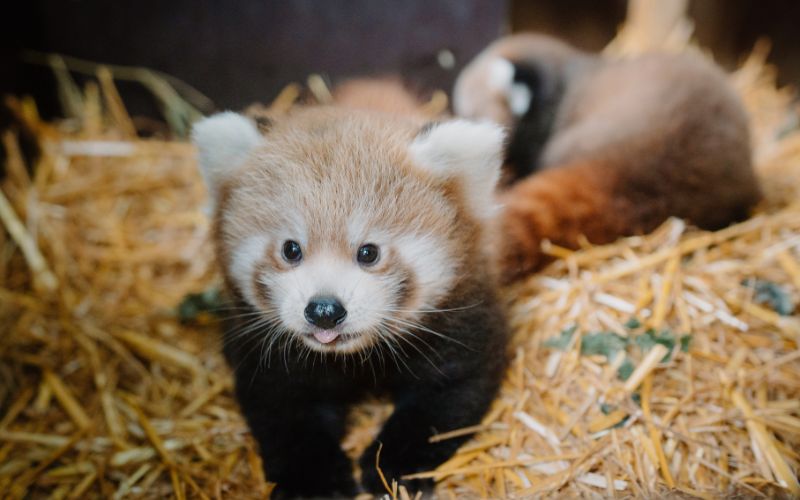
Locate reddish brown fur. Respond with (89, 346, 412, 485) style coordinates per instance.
(496, 160, 630, 282)
(482, 44, 760, 284)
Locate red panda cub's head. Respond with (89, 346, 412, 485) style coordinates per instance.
(453, 33, 586, 127)
(193, 108, 504, 354)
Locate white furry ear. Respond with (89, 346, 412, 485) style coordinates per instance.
(409, 120, 505, 219)
(191, 112, 262, 190)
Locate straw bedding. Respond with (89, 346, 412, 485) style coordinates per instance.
(1, 10, 799, 500)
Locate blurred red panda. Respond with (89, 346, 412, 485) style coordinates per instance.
(454, 34, 761, 283)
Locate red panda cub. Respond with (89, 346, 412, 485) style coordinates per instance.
(192, 108, 508, 497)
(454, 34, 761, 284)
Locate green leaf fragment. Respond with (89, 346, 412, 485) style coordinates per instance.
(543, 325, 577, 350)
(177, 287, 224, 322)
(617, 358, 635, 381)
(634, 329, 676, 361)
(580, 332, 629, 358)
(742, 278, 795, 316)
(624, 317, 642, 329)
(548, 327, 688, 382)
(680, 334, 692, 352)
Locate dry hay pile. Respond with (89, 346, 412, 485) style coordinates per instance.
(2, 13, 800, 500)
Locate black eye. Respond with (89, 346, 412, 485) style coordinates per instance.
(357, 244, 380, 265)
(282, 240, 303, 263)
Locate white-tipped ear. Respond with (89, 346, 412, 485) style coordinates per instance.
(191, 112, 262, 190)
(409, 120, 506, 219)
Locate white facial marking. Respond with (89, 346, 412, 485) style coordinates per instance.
(230, 235, 269, 306)
(395, 233, 456, 309)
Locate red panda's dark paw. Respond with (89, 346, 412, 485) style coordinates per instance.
(266, 442, 357, 499)
(271, 471, 357, 500)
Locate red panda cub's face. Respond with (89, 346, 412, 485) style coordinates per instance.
(193, 108, 504, 355)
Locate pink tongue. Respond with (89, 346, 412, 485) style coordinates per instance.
(313, 330, 340, 344)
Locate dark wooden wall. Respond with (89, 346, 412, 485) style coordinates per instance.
(1, 0, 507, 119)
(2, 0, 799, 123)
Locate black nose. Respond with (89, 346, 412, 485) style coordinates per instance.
(304, 297, 347, 329)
